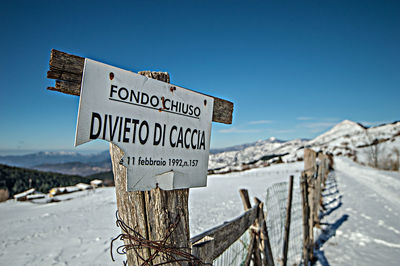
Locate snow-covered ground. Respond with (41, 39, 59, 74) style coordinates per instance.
(317, 157, 400, 265)
(1, 157, 399, 265)
(0, 162, 301, 266)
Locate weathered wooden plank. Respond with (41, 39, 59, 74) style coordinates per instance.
(47, 70, 82, 83)
(304, 148, 316, 175)
(239, 189, 252, 211)
(49, 49, 85, 74)
(304, 148, 316, 262)
(282, 175, 294, 266)
(46, 49, 233, 124)
(239, 189, 261, 265)
(190, 205, 258, 261)
(191, 237, 214, 264)
(254, 198, 275, 266)
(300, 172, 310, 266)
(244, 235, 256, 266)
(48, 80, 81, 96)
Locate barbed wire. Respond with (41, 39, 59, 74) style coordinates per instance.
(110, 211, 207, 266)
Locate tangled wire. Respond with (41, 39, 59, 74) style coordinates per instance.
(110, 211, 206, 266)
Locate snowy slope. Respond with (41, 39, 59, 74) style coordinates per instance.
(317, 157, 400, 265)
(1, 157, 399, 265)
(0, 162, 302, 266)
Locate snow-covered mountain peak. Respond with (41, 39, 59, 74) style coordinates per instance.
(309, 120, 365, 145)
(209, 119, 400, 173)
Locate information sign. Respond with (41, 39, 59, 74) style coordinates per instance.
(75, 59, 214, 191)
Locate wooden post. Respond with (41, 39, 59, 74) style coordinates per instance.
(254, 197, 275, 266)
(110, 71, 191, 265)
(304, 149, 316, 262)
(300, 172, 310, 266)
(239, 189, 262, 266)
(46, 49, 234, 265)
(304, 149, 316, 175)
(282, 175, 294, 266)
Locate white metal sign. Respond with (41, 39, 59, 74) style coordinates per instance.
(75, 59, 214, 191)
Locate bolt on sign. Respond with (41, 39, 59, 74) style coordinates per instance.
(75, 59, 214, 191)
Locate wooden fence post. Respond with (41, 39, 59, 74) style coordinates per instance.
(304, 149, 316, 262)
(110, 71, 190, 265)
(282, 175, 294, 266)
(300, 172, 310, 266)
(239, 189, 262, 266)
(254, 198, 275, 266)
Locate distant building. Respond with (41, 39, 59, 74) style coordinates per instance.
(14, 188, 35, 201)
(76, 183, 92, 191)
(90, 179, 103, 188)
(49, 186, 80, 197)
(0, 188, 9, 202)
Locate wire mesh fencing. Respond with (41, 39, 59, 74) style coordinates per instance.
(213, 229, 250, 266)
(265, 178, 303, 265)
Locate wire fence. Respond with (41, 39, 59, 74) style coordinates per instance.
(265, 178, 303, 266)
(213, 229, 250, 266)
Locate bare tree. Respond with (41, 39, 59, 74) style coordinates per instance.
(365, 131, 381, 168)
(393, 147, 400, 171)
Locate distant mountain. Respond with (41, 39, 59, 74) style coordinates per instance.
(2, 120, 399, 176)
(32, 160, 111, 176)
(209, 120, 400, 174)
(210, 137, 285, 154)
(0, 150, 109, 168)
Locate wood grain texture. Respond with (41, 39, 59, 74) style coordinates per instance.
(254, 198, 275, 266)
(239, 189, 261, 266)
(304, 148, 316, 175)
(282, 175, 294, 266)
(110, 143, 149, 265)
(300, 172, 310, 266)
(47, 49, 233, 124)
(304, 148, 316, 261)
(190, 205, 258, 261)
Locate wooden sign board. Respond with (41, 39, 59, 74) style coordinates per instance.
(75, 59, 214, 191)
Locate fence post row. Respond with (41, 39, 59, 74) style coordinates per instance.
(301, 149, 332, 265)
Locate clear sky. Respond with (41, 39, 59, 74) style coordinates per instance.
(0, 0, 399, 155)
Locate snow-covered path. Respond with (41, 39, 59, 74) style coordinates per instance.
(318, 157, 400, 265)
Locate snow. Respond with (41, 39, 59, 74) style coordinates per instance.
(316, 157, 400, 265)
(209, 120, 400, 172)
(1, 119, 400, 265)
(0, 163, 302, 266)
(1, 157, 400, 265)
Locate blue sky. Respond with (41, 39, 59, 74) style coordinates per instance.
(0, 0, 399, 155)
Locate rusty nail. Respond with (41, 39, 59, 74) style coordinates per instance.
(204, 99, 207, 106)
(170, 86, 176, 92)
(161, 97, 167, 109)
(109, 72, 114, 80)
